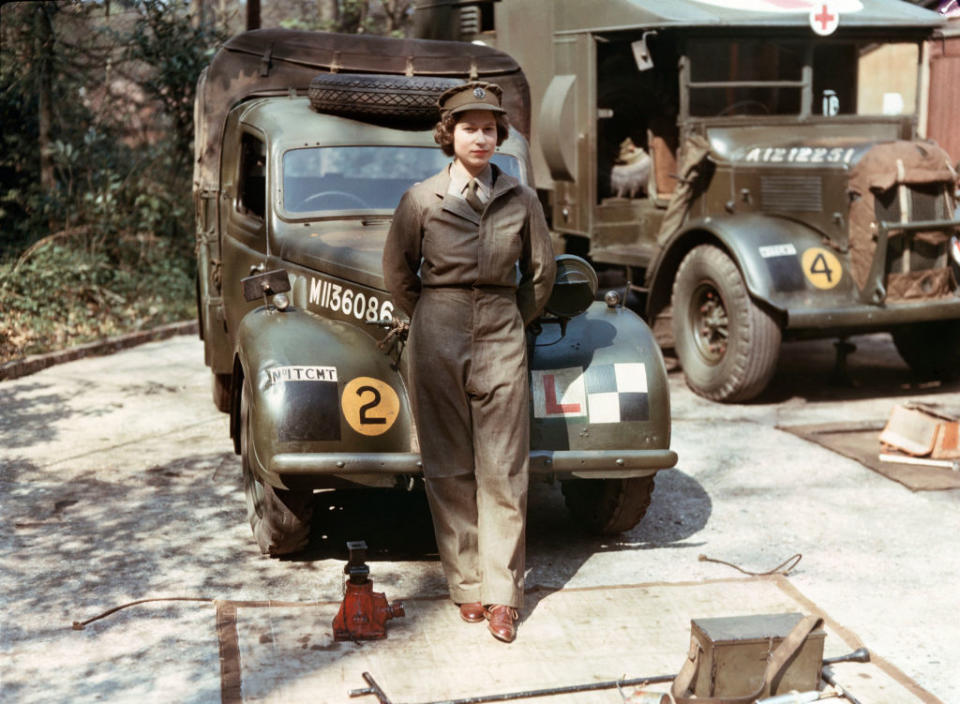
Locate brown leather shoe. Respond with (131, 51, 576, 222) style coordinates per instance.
(485, 604, 518, 643)
(458, 602, 485, 623)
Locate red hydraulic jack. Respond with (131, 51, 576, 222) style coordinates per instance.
(333, 540, 405, 641)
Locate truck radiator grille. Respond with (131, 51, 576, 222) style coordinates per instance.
(760, 175, 822, 212)
(874, 183, 956, 300)
(874, 182, 950, 225)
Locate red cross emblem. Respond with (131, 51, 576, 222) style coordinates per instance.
(810, 3, 839, 35)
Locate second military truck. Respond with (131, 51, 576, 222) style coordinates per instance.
(416, 0, 960, 402)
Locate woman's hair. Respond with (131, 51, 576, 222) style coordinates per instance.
(433, 110, 510, 157)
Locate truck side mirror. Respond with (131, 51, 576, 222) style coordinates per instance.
(241, 268, 291, 302)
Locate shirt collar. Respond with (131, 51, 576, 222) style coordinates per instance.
(448, 160, 493, 198)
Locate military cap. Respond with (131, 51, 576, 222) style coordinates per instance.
(438, 81, 506, 116)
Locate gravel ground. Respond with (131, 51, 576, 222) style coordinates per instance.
(1, 332, 957, 703)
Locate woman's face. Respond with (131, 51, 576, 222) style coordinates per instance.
(452, 109, 497, 175)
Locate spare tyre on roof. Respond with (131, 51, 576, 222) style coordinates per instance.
(307, 73, 463, 128)
(193, 29, 530, 195)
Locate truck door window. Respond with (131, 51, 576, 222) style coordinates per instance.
(688, 39, 803, 116)
(812, 44, 857, 115)
(239, 133, 266, 219)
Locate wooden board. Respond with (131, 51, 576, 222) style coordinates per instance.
(215, 576, 937, 704)
(779, 422, 960, 491)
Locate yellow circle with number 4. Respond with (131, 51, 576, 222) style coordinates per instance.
(341, 377, 400, 436)
(801, 247, 842, 290)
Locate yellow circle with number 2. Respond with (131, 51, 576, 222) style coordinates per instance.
(801, 247, 842, 290)
(341, 377, 400, 436)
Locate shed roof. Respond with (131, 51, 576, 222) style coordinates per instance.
(550, 0, 945, 34)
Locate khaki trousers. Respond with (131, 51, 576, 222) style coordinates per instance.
(410, 287, 530, 608)
(425, 467, 528, 608)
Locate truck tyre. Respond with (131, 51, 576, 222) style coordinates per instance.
(196, 275, 204, 342)
(241, 381, 314, 556)
(308, 74, 462, 127)
(213, 373, 232, 413)
(672, 244, 781, 402)
(561, 476, 655, 535)
(891, 320, 960, 380)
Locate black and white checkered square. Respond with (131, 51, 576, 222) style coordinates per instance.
(585, 362, 648, 423)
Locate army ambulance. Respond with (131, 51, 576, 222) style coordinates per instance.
(415, 0, 960, 402)
(193, 30, 677, 555)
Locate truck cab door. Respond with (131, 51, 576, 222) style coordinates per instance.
(221, 129, 269, 337)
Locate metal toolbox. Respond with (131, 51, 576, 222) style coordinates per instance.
(691, 613, 826, 696)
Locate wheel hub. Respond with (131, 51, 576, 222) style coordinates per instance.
(691, 283, 728, 362)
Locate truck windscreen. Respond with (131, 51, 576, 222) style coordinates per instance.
(687, 39, 919, 118)
(282, 146, 523, 214)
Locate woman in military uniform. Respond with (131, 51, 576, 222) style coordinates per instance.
(382, 82, 555, 643)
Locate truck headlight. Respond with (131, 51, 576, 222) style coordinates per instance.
(545, 254, 598, 319)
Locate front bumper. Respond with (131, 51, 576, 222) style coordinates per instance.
(270, 448, 678, 481)
(785, 218, 960, 331)
(787, 298, 960, 330)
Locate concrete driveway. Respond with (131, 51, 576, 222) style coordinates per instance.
(1, 331, 957, 703)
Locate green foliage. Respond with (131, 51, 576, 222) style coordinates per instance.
(0, 234, 195, 362)
(122, 0, 224, 169)
(0, 0, 224, 360)
(279, 0, 412, 36)
(1, 0, 412, 362)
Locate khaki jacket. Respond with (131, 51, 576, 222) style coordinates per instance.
(382, 165, 555, 326)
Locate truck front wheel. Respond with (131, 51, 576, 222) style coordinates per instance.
(561, 476, 655, 535)
(672, 244, 781, 402)
(213, 373, 232, 413)
(241, 382, 314, 556)
(891, 321, 960, 381)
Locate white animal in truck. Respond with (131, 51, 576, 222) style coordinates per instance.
(610, 137, 651, 199)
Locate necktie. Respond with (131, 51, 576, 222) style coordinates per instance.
(465, 178, 484, 214)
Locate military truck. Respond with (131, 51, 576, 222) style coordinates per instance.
(193, 30, 677, 555)
(415, 0, 960, 402)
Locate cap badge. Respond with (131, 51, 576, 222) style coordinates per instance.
(473, 86, 486, 99)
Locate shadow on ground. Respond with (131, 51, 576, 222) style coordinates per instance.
(297, 488, 439, 562)
(740, 335, 959, 405)
(0, 380, 103, 449)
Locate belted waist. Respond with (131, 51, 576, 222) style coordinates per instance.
(422, 283, 516, 292)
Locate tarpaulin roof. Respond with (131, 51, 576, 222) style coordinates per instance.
(193, 29, 529, 192)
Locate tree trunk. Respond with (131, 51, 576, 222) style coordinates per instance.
(246, 0, 260, 30)
(35, 3, 55, 194)
(191, 0, 204, 28)
(381, 0, 407, 35)
(317, 0, 338, 26)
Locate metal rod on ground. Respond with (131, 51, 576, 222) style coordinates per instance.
(349, 649, 870, 704)
(822, 647, 869, 666)
(352, 673, 394, 704)
(821, 666, 865, 704)
(350, 672, 674, 704)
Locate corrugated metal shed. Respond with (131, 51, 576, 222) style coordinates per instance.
(927, 31, 960, 163)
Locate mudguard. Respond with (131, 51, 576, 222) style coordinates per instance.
(529, 300, 675, 478)
(661, 213, 858, 317)
(236, 305, 414, 489)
